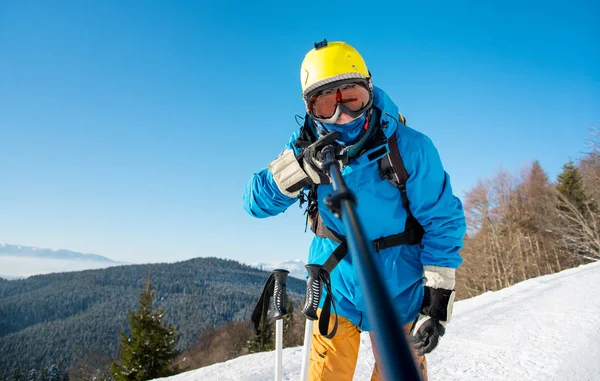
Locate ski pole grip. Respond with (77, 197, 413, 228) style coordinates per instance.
(301, 264, 323, 321)
(272, 269, 289, 320)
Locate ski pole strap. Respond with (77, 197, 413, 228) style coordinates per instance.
(318, 270, 338, 339)
(251, 273, 275, 336)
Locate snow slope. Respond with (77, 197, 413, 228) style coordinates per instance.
(156, 261, 600, 381)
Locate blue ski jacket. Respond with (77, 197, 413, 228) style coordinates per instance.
(243, 87, 466, 331)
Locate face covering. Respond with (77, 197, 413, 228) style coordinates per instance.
(319, 112, 367, 146)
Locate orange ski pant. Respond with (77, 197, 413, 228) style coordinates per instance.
(308, 311, 428, 381)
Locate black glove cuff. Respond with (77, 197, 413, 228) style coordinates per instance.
(420, 286, 454, 321)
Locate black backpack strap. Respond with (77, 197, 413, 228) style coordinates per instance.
(322, 241, 348, 274)
(321, 227, 422, 277)
(379, 130, 425, 243)
(372, 229, 422, 251)
(380, 132, 410, 210)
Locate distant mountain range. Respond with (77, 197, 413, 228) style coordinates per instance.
(0, 243, 128, 279)
(0, 243, 118, 262)
(248, 259, 307, 280)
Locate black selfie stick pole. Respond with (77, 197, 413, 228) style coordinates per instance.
(321, 145, 422, 381)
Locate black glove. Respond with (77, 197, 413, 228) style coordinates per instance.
(409, 266, 456, 356)
(298, 131, 342, 185)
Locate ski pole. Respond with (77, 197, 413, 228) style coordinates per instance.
(272, 269, 289, 381)
(300, 320, 313, 381)
(300, 264, 323, 381)
(321, 145, 422, 381)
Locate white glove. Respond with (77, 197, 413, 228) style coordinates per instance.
(268, 132, 341, 197)
(268, 149, 312, 198)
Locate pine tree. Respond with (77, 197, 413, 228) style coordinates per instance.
(10, 365, 24, 381)
(556, 159, 588, 214)
(37, 368, 47, 381)
(26, 369, 37, 381)
(110, 269, 180, 381)
(246, 313, 274, 353)
(46, 365, 59, 381)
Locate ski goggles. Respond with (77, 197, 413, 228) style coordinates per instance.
(305, 79, 373, 124)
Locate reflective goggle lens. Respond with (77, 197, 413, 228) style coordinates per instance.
(309, 82, 371, 120)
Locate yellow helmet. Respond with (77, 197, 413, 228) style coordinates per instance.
(300, 40, 370, 98)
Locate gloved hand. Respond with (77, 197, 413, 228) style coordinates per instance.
(409, 266, 456, 356)
(299, 131, 344, 184)
(268, 132, 341, 198)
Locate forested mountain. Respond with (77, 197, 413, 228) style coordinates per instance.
(0, 256, 306, 374)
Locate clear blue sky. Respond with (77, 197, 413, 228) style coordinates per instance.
(1, 0, 598, 265)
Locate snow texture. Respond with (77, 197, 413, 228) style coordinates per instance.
(154, 261, 600, 381)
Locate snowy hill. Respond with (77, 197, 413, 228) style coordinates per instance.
(0, 242, 126, 279)
(248, 259, 307, 280)
(154, 261, 600, 381)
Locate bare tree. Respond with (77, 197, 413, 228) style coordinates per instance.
(580, 126, 600, 202)
(552, 190, 600, 261)
(456, 161, 582, 300)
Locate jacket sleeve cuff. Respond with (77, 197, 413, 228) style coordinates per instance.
(423, 265, 455, 290)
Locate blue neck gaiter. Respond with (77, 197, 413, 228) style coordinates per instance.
(319, 113, 368, 146)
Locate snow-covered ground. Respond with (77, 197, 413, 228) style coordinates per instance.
(155, 261, 600, 381)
